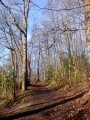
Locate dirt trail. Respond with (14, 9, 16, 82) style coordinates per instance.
(0, 82, 90, 120)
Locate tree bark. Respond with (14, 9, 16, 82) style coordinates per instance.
(84, 0, 90, 57)
(22, 34, 27, 91)
(27, 59, 31, 85)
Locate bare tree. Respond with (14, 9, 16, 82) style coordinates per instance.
(83, 0, 90, 57)
(0, 0, 31, 91)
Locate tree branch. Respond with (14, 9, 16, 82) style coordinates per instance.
(31, 1, 90, 12)
(0, 0, 25, 36)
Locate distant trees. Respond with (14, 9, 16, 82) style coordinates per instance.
(30, 0, 88, 87)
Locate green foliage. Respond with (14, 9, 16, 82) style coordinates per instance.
(45, 66, 54, 82)
(45, 53, 88, 89)
(0, 74, 3, 85)
(6, 79, 13, 92)
(0, 70, 14, 101)
(62, 58, 69, 74)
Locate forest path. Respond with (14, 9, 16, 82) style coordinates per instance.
(0, 82, 90, 120)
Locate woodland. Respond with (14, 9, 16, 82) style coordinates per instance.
(0, 0, 90, 120)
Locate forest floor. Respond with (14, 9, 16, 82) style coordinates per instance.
(0, 81, 90, 120)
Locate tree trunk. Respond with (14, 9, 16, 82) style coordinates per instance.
(22, 35, 27, 91)
(84, 0, 90, 57)
(22, 1, 28, 91)
(27, 59, 31, 85)
(45, 37, 50, 80)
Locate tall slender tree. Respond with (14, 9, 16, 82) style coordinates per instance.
(83, 0, 90, 57)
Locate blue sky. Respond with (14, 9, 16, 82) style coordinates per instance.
(0, 0, 86, 66)
(27, 0, 47, 41)
(0, 0, 47, 66)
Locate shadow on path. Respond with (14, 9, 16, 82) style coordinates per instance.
(16, 85, 53, 102)
(0, 91, 87, 120)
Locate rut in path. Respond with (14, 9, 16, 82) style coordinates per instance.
(0, 82, 90, 120)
